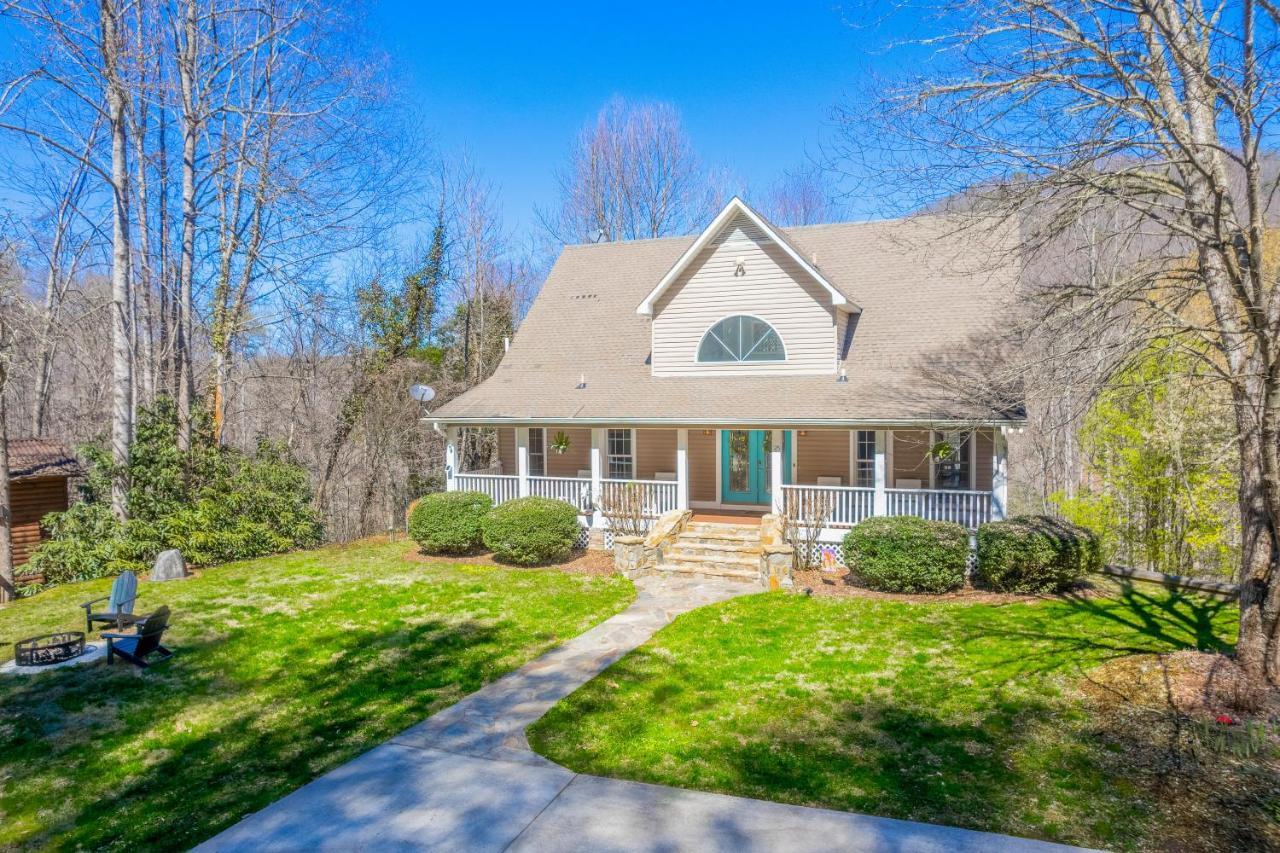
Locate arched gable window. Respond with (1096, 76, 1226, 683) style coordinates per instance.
(697, 315, 786, 363)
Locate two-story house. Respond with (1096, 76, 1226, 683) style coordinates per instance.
(430, 197, 1023, 574)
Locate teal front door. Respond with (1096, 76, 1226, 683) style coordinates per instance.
(721, 430, 790, 505)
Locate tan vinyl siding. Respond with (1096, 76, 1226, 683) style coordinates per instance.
(975, 428, 994, 490)
(635, 429, 676, 480)
(892, 429, 931, 487)
(651, 213, 837, 376)
(495, 428, 515, 474)
(689, 429, 717, 503)
(796, 429, 850, 485)
(544, 428, 591, 477)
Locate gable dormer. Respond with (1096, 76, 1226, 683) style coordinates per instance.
(637, 197, 858, 377)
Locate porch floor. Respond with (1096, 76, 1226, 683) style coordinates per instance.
(689, 509, 765, 525)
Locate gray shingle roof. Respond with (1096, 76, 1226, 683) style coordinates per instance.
(435, 213, 1022, 425)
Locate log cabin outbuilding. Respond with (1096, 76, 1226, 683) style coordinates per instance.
(9, 438, 80, 571)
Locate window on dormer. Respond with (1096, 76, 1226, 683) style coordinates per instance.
(697, 315, 785, 363)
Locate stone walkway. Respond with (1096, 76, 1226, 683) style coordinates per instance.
(197, 576, 1092, 853)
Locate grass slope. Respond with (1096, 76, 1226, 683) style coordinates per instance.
(0, 540, 633, 851)
(529, 584, 1251, 851)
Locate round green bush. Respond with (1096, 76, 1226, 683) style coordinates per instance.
(481, 496, 581, 565)
(841, 515, 969, 593)
(976, 515, 1101, 593)
(409, 491, 493, 554)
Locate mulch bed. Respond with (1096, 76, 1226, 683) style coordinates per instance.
(403, 547, 618, 577)
(1082, 650, 1279, 719)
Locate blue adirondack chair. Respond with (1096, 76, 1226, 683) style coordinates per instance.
(80, 570, 139, 632)
(104, 606, 173, 668)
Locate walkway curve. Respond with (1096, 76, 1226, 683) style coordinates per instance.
(197, 576, 1093, 853)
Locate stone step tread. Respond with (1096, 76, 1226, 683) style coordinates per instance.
(675, 531, 760, 543)
(684, 522, 762, 532)
(669, 539, 761, 553)
(655, 563, 759, 582)
(660, 555, 760, 572)
(663, 558, 760, 572)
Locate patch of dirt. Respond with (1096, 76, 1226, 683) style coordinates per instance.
(402, 547, 618, 577)
(1082, 650, 1280, 719)
(791, 566, 1040, 605)
(1078, 655, 1280, 852)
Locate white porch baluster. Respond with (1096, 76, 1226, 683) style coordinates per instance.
(770, 428, 783, 514)
(992, 427, 1008, 521)
(444, 426, 458, 492)
(873, 429, 887, 516)
(589, 427, 604, 529)
(516, 427, 530, 498)
(676, 428, 689, 511)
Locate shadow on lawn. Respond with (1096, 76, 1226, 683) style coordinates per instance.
(1062, 580, 1235, 653)
(0, 616, 507, 852)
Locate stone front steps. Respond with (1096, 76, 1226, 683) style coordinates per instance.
(655, 521, 762, 584)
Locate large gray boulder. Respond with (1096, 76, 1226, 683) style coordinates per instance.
(150, 549, 189, 582)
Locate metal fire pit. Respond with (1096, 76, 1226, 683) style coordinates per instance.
(15, 632, 86, 667)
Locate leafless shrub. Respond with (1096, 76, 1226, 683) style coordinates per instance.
(782, 491, 834, 571)
(597, 482, 647, 538)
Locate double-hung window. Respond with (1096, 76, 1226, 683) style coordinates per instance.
(527, 428, 546, 477)
(854, 430, 876, 487)
(607, 429, 634, 479)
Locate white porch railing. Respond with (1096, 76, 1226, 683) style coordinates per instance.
(781, 484, 875, 528)
(599, 478, 678, 518)
(455, 473, 520, 505)
(528, 475, 593, 514)
(886, 488, 992, 529)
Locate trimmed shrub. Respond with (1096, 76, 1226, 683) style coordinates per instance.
(976, 515, 1101, 593)
(841, 515, 968, 593)
(481, 496, 581, 565)
(409, 491, 493, 554)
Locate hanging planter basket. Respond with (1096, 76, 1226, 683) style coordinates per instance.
(551, 430, 571, 455)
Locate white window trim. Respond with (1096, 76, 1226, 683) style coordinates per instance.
(606, 427, 636, 480)
(694, 314, 788, 364)
(527, 427, 547, 478)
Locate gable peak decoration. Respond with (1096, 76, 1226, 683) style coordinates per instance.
(635, 196, 856, 316)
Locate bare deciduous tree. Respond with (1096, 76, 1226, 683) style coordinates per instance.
(539, 97, 718, 243)
(761, 166, 843, 227)
(839, 0, 1280, 683)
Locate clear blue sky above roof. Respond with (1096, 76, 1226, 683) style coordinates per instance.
(371, 1, 930, 238)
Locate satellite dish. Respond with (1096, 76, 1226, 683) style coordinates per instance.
(409, 385, 436, 403)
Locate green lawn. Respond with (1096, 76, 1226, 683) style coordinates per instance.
(528, 584, 1266, 851)
(0, 540, 634, 852)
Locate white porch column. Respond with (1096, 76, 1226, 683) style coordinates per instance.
(444, 426, 459, 491)
(770, 428, 783, 514)
(589, 427, 605, 528)
(873, 429, 887, 515)
(676, 428, 689, 510)
(992, 427, 1009, 520)
(516, 427, 530, 497)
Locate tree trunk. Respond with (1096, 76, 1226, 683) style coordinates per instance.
(175, 0, 198, 452)
(0, 369, 12, 604)
(1235, 396, 1280, 683)
(101, 0, 134, 521)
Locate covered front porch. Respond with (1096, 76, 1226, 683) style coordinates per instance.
(440, 425, 1009, 537)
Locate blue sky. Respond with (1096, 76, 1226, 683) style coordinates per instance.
(372, 1, 922, 239)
